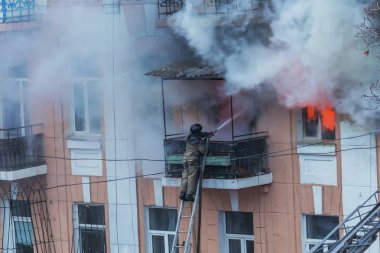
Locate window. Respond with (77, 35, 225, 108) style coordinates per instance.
(0, 79, 29, 137)
(303, 215, 339, 253)
(302, 106, 335, 141)
(72, 79, 101, 134)
(73, 204, 106, 253)
(10, 200, 34, 253)
(224, 211, 254, 253)
(148, 207, 178, 253)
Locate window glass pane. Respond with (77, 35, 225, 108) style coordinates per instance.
(152, 235, 165, 253)
(74, 82, 85, 132)
(11, 200, 31, 217)
(149, 208, 177, 231)
(14, 221, 33, 245)
(88, 81, 101, 134)
(321, 127, 335, 140)
(21, 82, 30, 132)
(78, 205, 105, 225)
(320, 107, 335, 140)
(246, 240, 254, 253)
(306, 215, 339, 240)
(80, 228, 106, 253)
(228, 239, 241, 253)
(8, 64, 27, 78)
(168, 234, 178, 253)
(3, 83, 21, 129)
(303, 107, 318, 137)
(225, 212, 253, 235)
(16, 243, 33, 253)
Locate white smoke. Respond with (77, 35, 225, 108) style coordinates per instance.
(169, 0, 380, 124)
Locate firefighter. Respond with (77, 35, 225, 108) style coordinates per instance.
(179, 123, 212, 202)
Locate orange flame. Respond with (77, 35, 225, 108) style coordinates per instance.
(321, 106, 335, 131)
(306, 106, 317, 122)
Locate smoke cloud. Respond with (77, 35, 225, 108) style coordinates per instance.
(169, 0, 380, 124)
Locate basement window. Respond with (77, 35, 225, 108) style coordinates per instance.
(303, 215, 339, 253)
(224, 211, 254, 253)
(73, 204, 106, 253)
(301, 106, 335, 141)
(148, 207, 178, 253)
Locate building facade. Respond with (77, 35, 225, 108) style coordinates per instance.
(0, 0, 378, 253)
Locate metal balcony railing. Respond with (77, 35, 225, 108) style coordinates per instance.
(157, 0, 270, 19)
(0, 124, 45, 171)
(164, 132, 269, 179)
(0, 0, 35, 23)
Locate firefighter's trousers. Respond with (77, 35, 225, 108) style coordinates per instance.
(180, 161, 199, 196)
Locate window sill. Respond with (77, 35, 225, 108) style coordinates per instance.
(297, 144, 336, 156)
(67, 135, 101, 150)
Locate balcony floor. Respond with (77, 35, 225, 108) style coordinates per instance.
(0, 164, 47, 181)
(162, 172, 272, 190)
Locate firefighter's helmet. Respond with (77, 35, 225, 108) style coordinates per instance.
(190, 123, 203, 134)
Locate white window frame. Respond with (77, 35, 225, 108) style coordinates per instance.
(71, 77, 101, 136)
(73, 204, 106, 253)
(225, 235, 254, 253)
(219, 211, 254, 253)
(298, 108, 335, 143)
(146, 207, 177, 253)
(0, 78, 29, 137)
(302, 215, 338, 253)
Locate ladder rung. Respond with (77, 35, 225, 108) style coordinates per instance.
(174, 244, 184, 248)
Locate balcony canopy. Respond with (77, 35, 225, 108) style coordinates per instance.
(145, 61, 224, 80)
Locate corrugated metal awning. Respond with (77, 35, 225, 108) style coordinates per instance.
(144, 61, 224, 80)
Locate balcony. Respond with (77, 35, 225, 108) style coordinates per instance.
(0, 0, 35, 23)
(0, 124, 47, 181)
(157, 0, 270, 20)
(145, 62, 273, 189)
(162, 132, 272, 189)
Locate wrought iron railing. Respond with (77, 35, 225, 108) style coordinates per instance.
(157, 0, 270, 19)
(0, 124, 45, 171)
(164, 132, 268, 179)
(0, 180, 55, 253)
(0, 0, 35, 23)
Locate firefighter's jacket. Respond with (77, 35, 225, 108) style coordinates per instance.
(183, 133, 207, 165)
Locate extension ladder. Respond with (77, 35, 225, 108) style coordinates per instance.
(170, 138, 210, 253)
(309, 189, 380, 253)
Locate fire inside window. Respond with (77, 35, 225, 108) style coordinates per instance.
(0, 0, 35, 23)
(302, 106, 335, 140)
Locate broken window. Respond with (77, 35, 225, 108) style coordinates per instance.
(302, 106, 335, 141)
(73, 204, 106, 253)
(148, 207, 178, 253)
(303, 215, 339, 252)
(224, 211, 254, 253)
